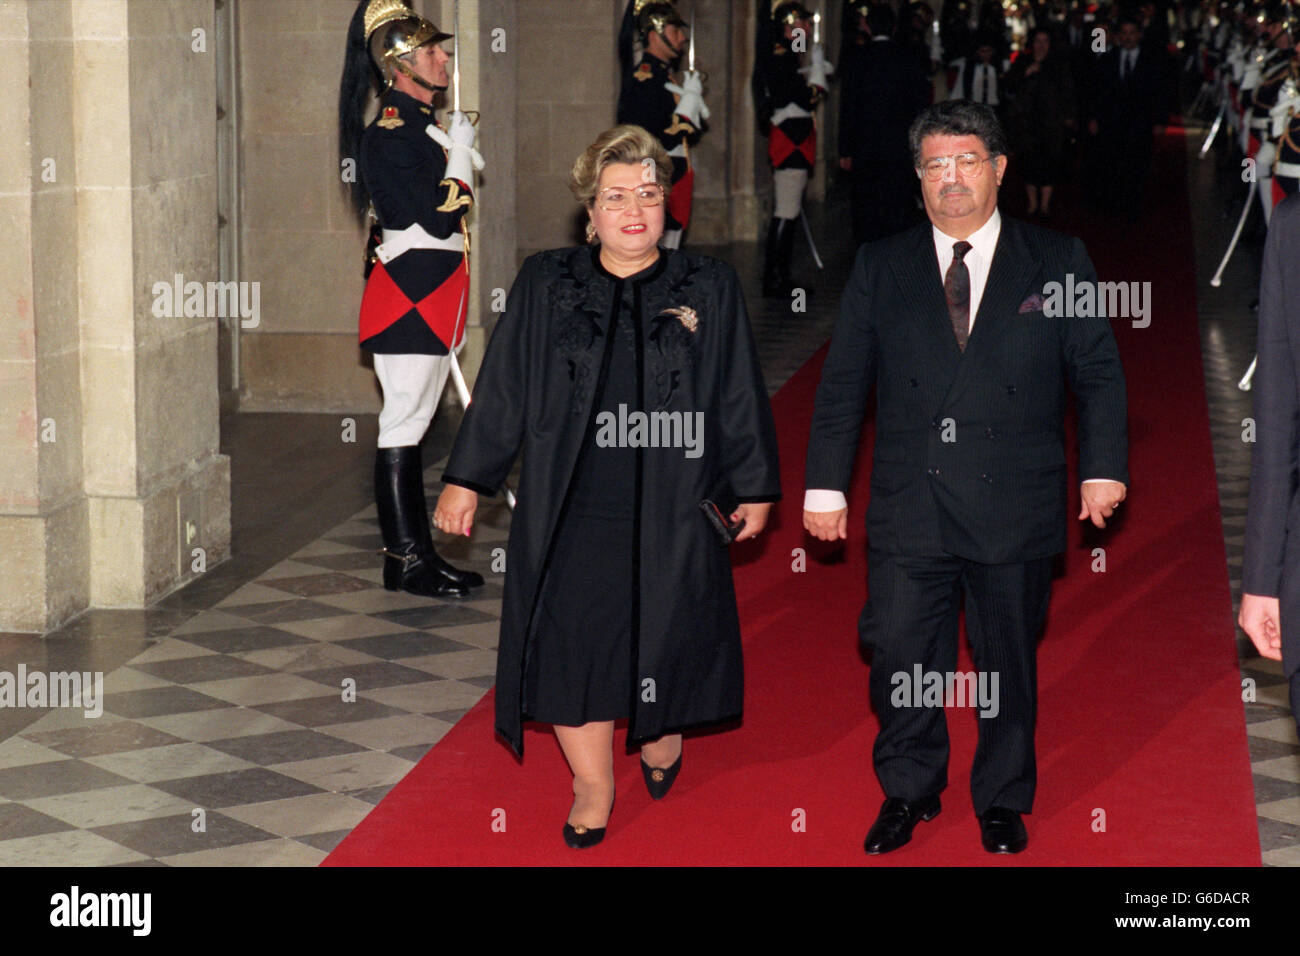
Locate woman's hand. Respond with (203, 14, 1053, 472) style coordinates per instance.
(730, 502, 773, 543)
(434, 484, 478, 537)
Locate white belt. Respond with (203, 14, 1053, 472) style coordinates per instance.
(1275, 161, 1300, 179)
(771, 103, 813, 126)
(668, 142, 687, 159)
(376, 224, 464, 264)
(1249, 115, 1271, 129)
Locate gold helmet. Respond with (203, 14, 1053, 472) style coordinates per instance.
(772, 1, 814, 26)
(634, 0, 687, 38)
(364, 0, 451, 92)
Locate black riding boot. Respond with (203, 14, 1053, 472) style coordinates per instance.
(374, 446, 477, 598)
(762, 217, 790, 298)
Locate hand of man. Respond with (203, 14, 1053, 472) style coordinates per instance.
(1078, 480, 1126, 528)
(434, 484, 478, 537)
(803, 507, 848, 541)
(1239, 593, 1283, 661)
(731, 502, 773, 543)
(839, 156, 853, 172)
(1087, 118, 1099, 136)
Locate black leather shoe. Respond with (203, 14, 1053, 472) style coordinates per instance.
(978, 807, 1028, 854)
(863, 794, 941, 854)
(562, 821, 606, 849)
(640, 752, 683, 800)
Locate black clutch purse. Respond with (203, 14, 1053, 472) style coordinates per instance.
(699, 478, 746, 545)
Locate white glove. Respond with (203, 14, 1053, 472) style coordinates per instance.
(799, 44, 834, 90)
(426, 111, 484, 185)
(665, 70, 710, 129)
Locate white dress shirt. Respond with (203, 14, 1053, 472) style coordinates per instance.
(804, 208, 1114, 513)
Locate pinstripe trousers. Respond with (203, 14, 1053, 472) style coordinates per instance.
(860, 549, 1054, 815)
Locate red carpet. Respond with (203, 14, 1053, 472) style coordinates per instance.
(325, 131, 1260, 866)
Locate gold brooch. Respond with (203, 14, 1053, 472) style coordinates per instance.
(664, 306, 698, 333)
(651, 769, 666, 782)
(572, 824, 589, 835)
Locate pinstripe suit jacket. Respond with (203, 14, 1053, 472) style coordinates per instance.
(806, 214, 1129, 563)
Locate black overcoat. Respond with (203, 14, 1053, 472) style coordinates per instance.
(443, 246, 781, 756)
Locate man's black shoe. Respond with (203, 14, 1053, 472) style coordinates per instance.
(978, 807, 1028, 854)
(863, 794, 941, 855)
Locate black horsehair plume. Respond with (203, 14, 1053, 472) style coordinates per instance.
(339, 0, 379, 222)
(618, 0, 637, 74)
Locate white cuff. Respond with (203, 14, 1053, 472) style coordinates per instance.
(804, 489, 847, 512)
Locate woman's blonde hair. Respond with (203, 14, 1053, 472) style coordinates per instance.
(569, 124, 674, 207)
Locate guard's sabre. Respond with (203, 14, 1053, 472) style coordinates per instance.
(1239, 354, 1257, 391)
(1210, 178, 1256, 287)
(452, 0, 461, 113)
(688, 8, 695, 72)
(799, 211, 824, 270)
(813, 10, 820, 45)
(1200, 99, 1225, 158)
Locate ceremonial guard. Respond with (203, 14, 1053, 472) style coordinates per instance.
(752, 1, 832, 297)
(616, 0, 709, 249)
(338, 0, 484, 598)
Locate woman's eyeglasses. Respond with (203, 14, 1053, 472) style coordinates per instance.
(595, 184, 665, 211)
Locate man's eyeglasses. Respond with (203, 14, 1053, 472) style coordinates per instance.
(917, 153, 994, 181)
(595, 184, 665, 211)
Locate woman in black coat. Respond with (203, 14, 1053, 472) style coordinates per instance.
(434, 125, 781, 849)
(1002, 26, 1077, 217)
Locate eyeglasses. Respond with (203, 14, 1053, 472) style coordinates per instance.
(917, 153, 994, 181)
(595, 184, 664, 211)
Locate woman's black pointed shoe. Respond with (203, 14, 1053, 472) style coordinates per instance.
(640, 752, 683, 800)
(562, 821, 607, 849)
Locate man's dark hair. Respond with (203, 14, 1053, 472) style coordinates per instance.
(867, 3, 895, 37)
(908, 100, 1008, 166)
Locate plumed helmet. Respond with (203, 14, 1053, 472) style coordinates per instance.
(634, 0, 687, 38)
(772, 1, 814, 27)
(364, 0, 451, 92)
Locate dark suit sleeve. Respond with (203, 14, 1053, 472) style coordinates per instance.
(441, 261, 533, 495)
(1244, 198, 1300, 597)
(805, 243, 878, 494)
(718, 266, 782, 502)
(1060, 237, 1129, 485)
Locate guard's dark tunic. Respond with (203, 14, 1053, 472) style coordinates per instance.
(617, 53, 701, 232)
(754, 36, 819, 171)
(357, 89, 473, 354)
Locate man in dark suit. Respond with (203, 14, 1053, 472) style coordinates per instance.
(1088, 17, 1165, 219)
(804, 100, 1129, 854)
(838, 3, 931, 243)
(1240, 193, 1300, 740)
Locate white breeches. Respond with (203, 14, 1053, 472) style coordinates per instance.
(374, 352, 453, 448)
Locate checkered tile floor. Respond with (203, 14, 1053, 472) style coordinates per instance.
(0, 489, 508, 865)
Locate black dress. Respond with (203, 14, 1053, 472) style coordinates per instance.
(523, 264, 645, 726)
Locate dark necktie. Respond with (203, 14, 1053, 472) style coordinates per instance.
(944, 240, 973, 351)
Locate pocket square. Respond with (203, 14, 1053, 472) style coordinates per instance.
(1018, 293, 1045, 314)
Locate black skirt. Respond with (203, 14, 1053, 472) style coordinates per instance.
(523, 281, 640, 726)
